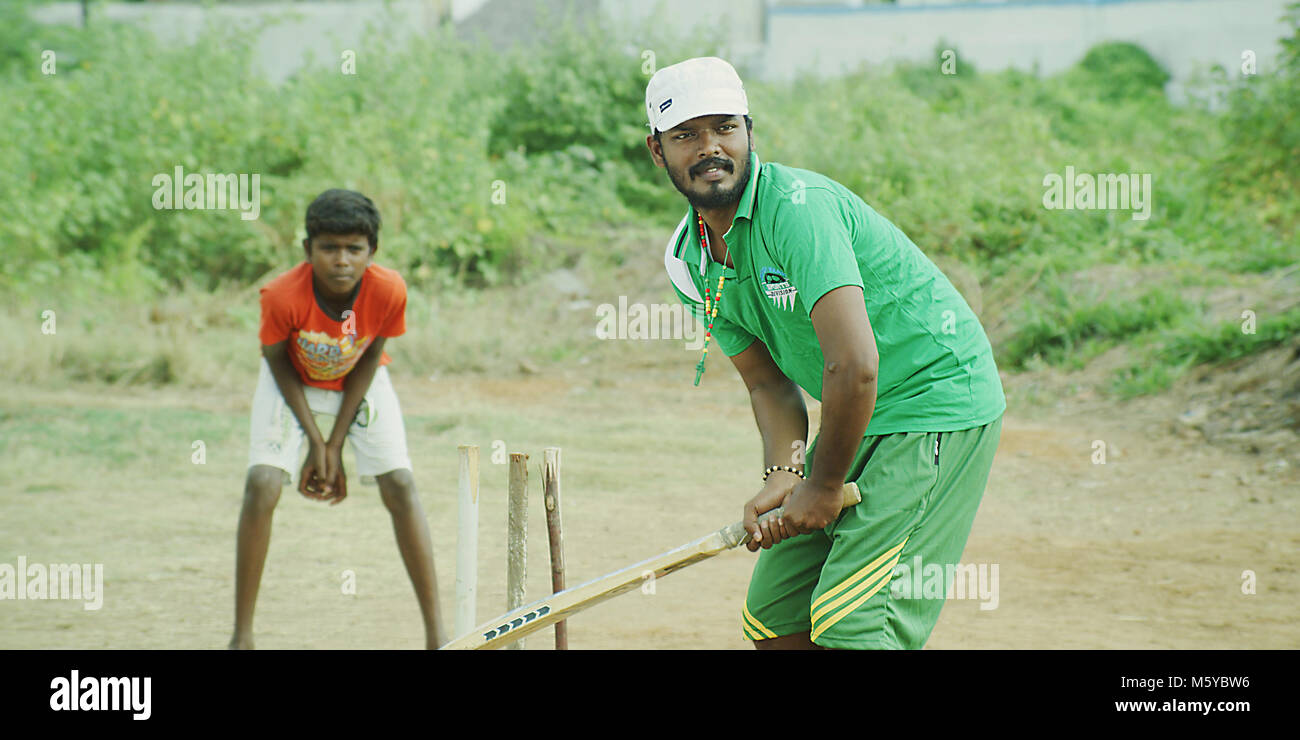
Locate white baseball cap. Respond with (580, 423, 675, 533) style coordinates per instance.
(645, 56, 749, 133)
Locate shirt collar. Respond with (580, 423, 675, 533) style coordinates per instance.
(690, 150, 762, 277)
(734, 150, 761, 222)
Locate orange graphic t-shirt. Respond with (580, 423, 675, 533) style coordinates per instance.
(258, 261, 407, 391)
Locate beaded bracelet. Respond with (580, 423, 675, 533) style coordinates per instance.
(763, 465, 806, 482)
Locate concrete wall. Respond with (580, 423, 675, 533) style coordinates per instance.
(763, 0, 1294, 96)
(31, 0, 455, 85)
(30, 0, 1297, 90)
(598, 0, 767, 68)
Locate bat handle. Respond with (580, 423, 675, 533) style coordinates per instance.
(720, 481, 862, 549)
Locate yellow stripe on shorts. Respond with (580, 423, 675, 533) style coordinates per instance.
(741, 620, 763, 641)
(810, 537, 908, 614)
(809, 555, 898, 630)
(742, 603, 779, 639)
(810, 563, 898, 642)
(808, 538, 908, 640)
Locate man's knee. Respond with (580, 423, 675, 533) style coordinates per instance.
(243, 466, 284, 516)
(377, 469, 419, 515)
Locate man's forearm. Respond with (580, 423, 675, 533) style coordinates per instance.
(327, 349, 383, 448)
(749, 378, 810, 473)
(266, 351, 326, 445)
(807, 360, 877, 490)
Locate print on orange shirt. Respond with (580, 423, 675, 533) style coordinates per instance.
(258, 261, 408, 391)
(294, 329, 376, 383)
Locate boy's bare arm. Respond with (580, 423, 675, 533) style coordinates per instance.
(327, 337, 387, 451)
(263, 341, 326, 447)
(304, 337, 387, 504)
(261, 341, 332, 497)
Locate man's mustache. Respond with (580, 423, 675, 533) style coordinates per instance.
(690, 158, 734, 178)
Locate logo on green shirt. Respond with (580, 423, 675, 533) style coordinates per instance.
(759, 266, 798, 311)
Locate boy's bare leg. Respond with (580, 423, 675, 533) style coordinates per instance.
(229, 465, 285, 649)
(377, 469, 446, 649)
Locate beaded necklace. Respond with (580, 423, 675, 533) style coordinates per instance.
(694, 211, 732, 386)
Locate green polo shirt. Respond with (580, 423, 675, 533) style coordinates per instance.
(665, 152, 1005, 434)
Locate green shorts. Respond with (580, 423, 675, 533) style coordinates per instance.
(742, 416, 1002, 649)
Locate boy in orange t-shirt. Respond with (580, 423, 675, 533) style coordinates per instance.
(230, 189, 445, 649)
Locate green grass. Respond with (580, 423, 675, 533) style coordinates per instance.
(3, 5, 1297, 395)
(1110, 307, 1300, 397)
(1109, 359, 1198, 399)
(1161, 307, 1300, 366)
(1000, 280, 1191, 370)
(0, 405, 243, 476)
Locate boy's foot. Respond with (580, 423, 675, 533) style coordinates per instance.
(228, 635, 255, 650)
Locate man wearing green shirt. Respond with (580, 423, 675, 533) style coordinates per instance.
(644, 57, 1005, 649)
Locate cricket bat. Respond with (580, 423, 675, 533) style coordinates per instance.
(440, 482, 862, 650)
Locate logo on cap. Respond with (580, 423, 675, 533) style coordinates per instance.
(645, 57, 748, 133)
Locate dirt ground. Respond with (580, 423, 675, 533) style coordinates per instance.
(2, 337, 1296, 649)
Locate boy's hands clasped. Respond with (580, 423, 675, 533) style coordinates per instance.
(743, 472, 845, 552)
(299, 439, 348, 505)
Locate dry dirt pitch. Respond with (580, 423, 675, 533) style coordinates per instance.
(1, 363, 1296, 650)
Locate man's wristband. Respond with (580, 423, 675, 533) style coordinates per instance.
(763, 465, 805, 482)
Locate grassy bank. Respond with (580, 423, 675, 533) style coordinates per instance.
(4, 2, 1297, 396)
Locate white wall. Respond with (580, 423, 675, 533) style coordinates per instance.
(29, 0, 1296, 90)
(599, 0, 766, 67)
(763, 0, 1294, 94)
(31, 0, 449, 85)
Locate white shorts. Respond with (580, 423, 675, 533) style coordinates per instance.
(247, 359, 412, 486)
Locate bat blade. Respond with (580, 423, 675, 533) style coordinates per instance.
(440, 481, 861, 650)
(441, 531, 728, 650)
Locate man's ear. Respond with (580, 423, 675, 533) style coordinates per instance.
(646, 134, 666, 168)
(302, 237, 312, 259)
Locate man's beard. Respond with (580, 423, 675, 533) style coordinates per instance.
(666, 143, 753, 211)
